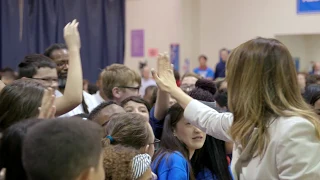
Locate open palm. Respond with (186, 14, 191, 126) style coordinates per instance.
(152, 53, 177, 93)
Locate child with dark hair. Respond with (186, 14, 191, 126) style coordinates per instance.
(22, 117, 105, 180)
(151, 103, 205, 180)
(0, 79, 45, 132)
(88, 101, 125, 127)
(0, 119, 41, 180)
(215, 91, 228, 112)
(188, 79, 232, 180)
(121, 96, 151, 121)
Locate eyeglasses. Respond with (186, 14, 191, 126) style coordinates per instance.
(150, 138, 161, 151)
(118, 86, 140, 90)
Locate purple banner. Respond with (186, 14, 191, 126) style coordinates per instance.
(131, 30, 144, 57)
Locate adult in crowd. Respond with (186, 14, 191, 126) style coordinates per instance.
(101, 64, 141, 104)
(22, 117, 105, 180)
(297, 72, 307, 94)
(152, 38, 320, 179)
(311, 62, 320, 75)
(44, 20, 97, 116)
(214, 48, 229, 79)
(140, 65, 156, 97)
(193, 55, 214, 80)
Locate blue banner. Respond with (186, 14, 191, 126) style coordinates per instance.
(170, 44, 180, 71)
(297, 0, 320, 14)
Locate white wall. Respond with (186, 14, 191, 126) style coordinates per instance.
(199, 0, 320, 70)
(126, 0, 320, 73)
(125, 0, 200, 74)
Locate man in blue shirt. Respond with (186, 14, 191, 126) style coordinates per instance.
(193, 55, 214, 80)
(215, 48, 229, 79)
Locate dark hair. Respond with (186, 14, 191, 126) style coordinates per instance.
(0, 67, 16, 80)
(18, 54, 56, 78)
(304, 84, 320, 104)
(22, 117, 103, 180)
(188, 79, 216, 101)
(88, 84, 99, 94)
(153, 103, 195, 180)
(0, 119, 41, 180)
(0, 79, 45, 132)
(306, 74, 320, 87)
(88, 101, 117, 121)
(103, 113, 153, 150)
(310, 91, 320, 107)
(198, 55, 207, 61)
(121, 96, 151, 112)
(215, 91, 228, 109)
(44, 43, 67, 58)
(188, 79, 231, 179)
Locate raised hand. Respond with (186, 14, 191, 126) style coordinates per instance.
(152, 53, 178, 93)
(38, 88, 56, 119)
(64, 19, 81, 50)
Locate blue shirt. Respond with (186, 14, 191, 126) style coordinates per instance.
(149, 107, 165, 139)
(193, 67, 214, 78)
(152, 151, 189, 180)
(214, 62, 226, 79)
(196, 168, 217, 180)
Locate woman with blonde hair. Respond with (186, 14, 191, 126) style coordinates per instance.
(151, 37, 320, 179)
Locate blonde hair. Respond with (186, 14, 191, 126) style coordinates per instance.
(227, 37, 320, 156)
(101, 64, 141, 99)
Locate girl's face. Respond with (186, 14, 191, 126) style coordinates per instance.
(174, 117, 206, 154)
(123, 101, 150, 120)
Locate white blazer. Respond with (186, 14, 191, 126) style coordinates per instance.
(184, 100, 320, 180)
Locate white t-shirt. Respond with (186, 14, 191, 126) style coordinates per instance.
(139, 78, 157, 97)
(55, 90, 100, 118)
(92, 91, 105, 104)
